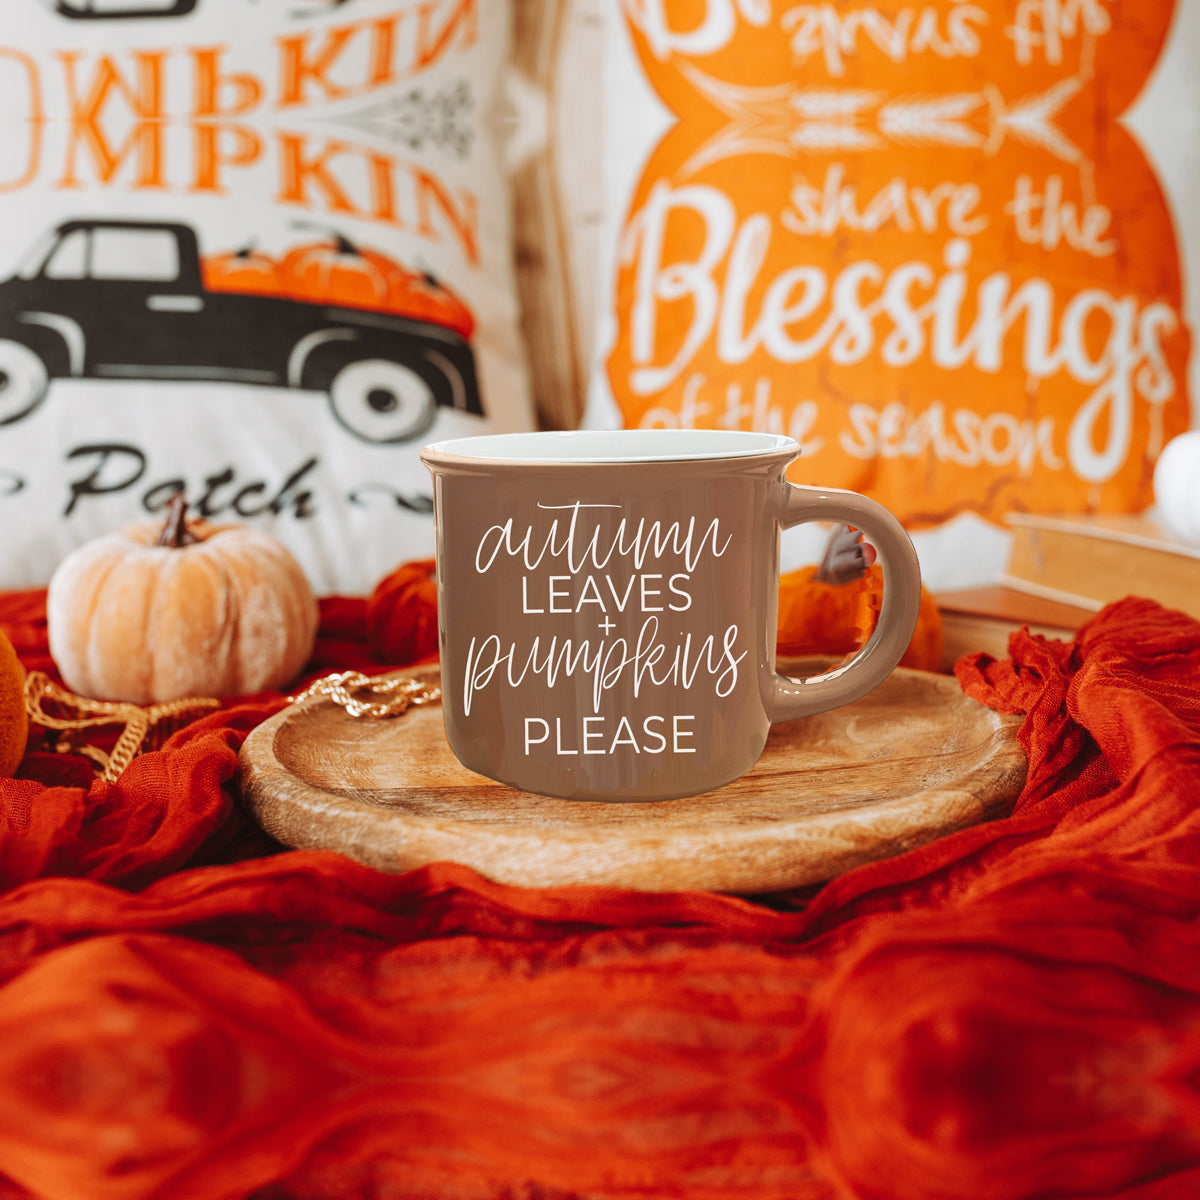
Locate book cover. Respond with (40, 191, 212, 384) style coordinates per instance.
(935, 585, 1090, 670)
(1000, 513, 1200, 619)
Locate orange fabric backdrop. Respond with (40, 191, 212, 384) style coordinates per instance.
(0, 591, 1199, 1199)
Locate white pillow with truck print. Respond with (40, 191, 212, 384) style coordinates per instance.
(0, 0, 533, 594)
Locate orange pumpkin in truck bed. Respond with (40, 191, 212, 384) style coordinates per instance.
(201, 233, 475, 338)
(200, 245, 283, 298)
(277, 234, 406, 312)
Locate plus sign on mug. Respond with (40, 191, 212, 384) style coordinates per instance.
(421, 430, 922, 803)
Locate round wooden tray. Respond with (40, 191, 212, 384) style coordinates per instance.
(239, 662, 1025, 894)
(241, 662, 1022, 897)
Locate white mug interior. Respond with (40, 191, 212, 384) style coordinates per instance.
(423, 429, 799, 463)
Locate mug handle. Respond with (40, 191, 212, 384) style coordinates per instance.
(766, 482, 923, 723)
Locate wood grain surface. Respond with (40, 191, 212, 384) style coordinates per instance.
(238, 662, 1026, 894)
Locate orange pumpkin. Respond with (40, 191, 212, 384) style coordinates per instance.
(777, 563, 943, 673)
(367, 558, 439, 665)
(203, 232, 476, 336)
(278, 234, 407, 311)
(387, 270, 475, 338)
(46, 497, 319, 704)
(0, 628, 27, 778)
(200, 245, 282, 297)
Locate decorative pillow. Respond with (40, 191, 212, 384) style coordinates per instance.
(0, 0, 534, 594)
(585, 0, 1198, 590)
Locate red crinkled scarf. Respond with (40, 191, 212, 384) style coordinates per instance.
(0, 592, 1198, 1200)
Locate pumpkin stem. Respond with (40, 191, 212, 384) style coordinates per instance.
(290, 220, 360, 257)
(156, 494, 200, 548)
(815, 525, 876, 585)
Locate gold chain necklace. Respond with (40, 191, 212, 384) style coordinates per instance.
(289, 670, 442, 719)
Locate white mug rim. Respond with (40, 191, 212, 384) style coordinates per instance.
(422, 429, 799, 465)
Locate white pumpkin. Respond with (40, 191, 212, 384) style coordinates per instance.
(1154, 431, 1200, 546)
(47, 497, 319, 704)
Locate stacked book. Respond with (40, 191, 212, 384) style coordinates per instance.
(935, 513, 1200, 670)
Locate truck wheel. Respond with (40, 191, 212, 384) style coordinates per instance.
(0, 341, 48, 426)
(329, 359, 438, 444)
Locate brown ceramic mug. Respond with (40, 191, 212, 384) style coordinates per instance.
(421, 430, 921, 802)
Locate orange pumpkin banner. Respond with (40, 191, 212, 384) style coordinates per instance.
(608, 0, 1191, 527)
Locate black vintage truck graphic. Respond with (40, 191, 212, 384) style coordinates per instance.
(0, 220, 483, 444)
(51, 0, 197, 17)
(48, 0, 356, 16)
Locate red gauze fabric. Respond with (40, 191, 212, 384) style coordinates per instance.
(0, 592, 1198, 1200)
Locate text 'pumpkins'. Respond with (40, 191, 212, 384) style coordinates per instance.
(47, 497, 319, 705)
